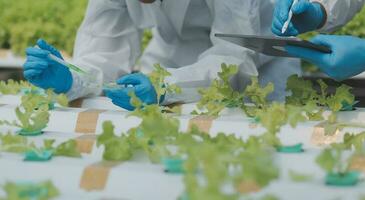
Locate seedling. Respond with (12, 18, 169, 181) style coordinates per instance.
(343, 132, 365, 152)
(97, 121, 133, 161)
(24, 150, 53, 161)
(43, 89, 69, 109)
(0, 132, 36, 153)
(316, 143, 361, 186)
(192, 64, 275, 117)
(1, 81, 68, 109)
(286, 75, 363, 135)
(23, 139, 81, 160)
(15, 92, 50, 135)
(0, 181, 59, 200)
(192, 63, 244, 116)
(148, 64, 181, 105)
(182, 135, 278, 198)
(142, 29, 153, 50)
(242, 76, 274, 117)
(0, 80, 33, 95)
(0, 88, 68, 136)
(256, 103, 309, 150)
(0, 133, 81, 160)
(43, 139, 81, 158)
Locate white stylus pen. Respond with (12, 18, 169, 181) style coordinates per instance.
(281, 0, 299, 34)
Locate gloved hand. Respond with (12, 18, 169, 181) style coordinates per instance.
(272, 0, 325, 36)
(104, 73, 158, 111)
(23, 39, 72, 94)
(286, 34, 365, 81)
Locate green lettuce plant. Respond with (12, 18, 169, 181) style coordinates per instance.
(0, 89, 68, 135)
(316, 132, 365, 186)
(0, 180, 59, 200)
(0, 0, 87, 55)
(0, 132, 81, 158)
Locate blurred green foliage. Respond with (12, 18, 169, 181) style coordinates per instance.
(335, 7, 365, 37)
(0, 0, 154, 56)
(0, 0, 88, 56)
(142, 29, 153, 51)
(301, 6, 365, 40)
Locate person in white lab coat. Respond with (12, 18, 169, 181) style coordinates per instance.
(272, 0, 365, 81)
(24, 0, 300, 110)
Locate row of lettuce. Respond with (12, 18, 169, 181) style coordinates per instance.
(1, 64, 365, 199)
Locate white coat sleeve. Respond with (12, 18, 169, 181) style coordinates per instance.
(315, 0, 365, 32)
(163, 0, 260, 104)
(66, 0, 142, 101)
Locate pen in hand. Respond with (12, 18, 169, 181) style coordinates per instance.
(281, 0, 299, 34)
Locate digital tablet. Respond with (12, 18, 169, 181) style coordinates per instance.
(215, 33, 332, 57)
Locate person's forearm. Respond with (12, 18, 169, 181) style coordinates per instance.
(65, 65, 103, 101)
(69, 0, 142, 101)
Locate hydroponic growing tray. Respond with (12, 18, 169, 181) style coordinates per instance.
(0, 95, 364, 200)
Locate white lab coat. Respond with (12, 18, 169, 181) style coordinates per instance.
(316, 0, 365, 32)
(67, 0, 301, 104)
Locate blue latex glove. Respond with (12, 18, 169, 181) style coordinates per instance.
(104, 73, 158, 111)
(286, 35, 365, 81)
(272, 0, 325, 36)
(23, 39, 72, 94)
